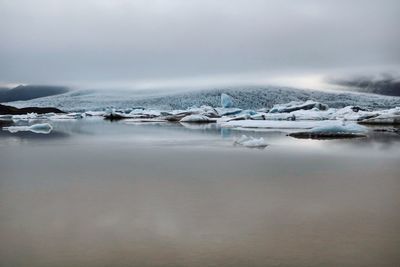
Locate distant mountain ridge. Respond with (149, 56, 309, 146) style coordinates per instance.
(0, 85, 69, 103)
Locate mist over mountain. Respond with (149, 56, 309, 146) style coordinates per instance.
(0, 85, 69, 103)
(327, 74, 400, 96)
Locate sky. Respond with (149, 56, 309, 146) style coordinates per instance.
(0, 0, 399, 89)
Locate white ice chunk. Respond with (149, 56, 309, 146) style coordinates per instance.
(256, 113, 296, 121)
(124, 118, 167, 123)
(358, 107, 400, 124)
(180, 114, 213, 123)
(332, 106, 378, 121)
(220, 120, 334, 129)
(288, 121, 368, 138)
(215, 107, 242, 116)
(129, 109, 162, 117)
(11, 112, 38, 121)
(269, 100, 328, 113)
(290, 109, 335, 120)
(234, 135, 268, 148)
(48, 113, 84, 120)
(309, 122, 368, 134)
(85, 111, 106, 116)
(3, 123, 53, 134)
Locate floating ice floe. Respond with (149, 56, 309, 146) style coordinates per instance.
(269, 100, 328, 113)
(124, 118, 167, 123)
(3, 123, 53, 134)
(215, 107, 242, 116)
(48, 113, 85, 120)
(163, 112, 193, 121)
(288, 122, 368, 139)
(180, 114, 214, 123)
(11, 113, 38, 121)
(359, 115, 400, 125)
(129, 109, 163, 117)
(85, 111, 106, 117)
(234, 135, 268, 148)
(331, 106, 377, 121)
(358, 107, 400, 124)
(103, 108, 167, 121)
(221, 93, 234, 108)
(220, 120, 334, 130)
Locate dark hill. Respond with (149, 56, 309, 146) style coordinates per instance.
(0, 85, 69, 103)
(0, 104, 65, 115)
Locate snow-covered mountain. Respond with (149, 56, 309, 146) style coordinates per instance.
(7, 86, 400, 112)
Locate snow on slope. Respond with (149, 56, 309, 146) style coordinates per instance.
(7, 86, 400, 112)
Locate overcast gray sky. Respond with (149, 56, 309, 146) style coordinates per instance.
(0, 0, 399, 89)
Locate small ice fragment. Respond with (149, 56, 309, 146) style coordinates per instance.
(234, 135, 268, 148)
(3, 123, 53, 134)
(180, 114, 213, 123)
(309, 122, 367, 134)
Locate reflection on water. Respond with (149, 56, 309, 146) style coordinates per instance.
(0, 120, 400, 267)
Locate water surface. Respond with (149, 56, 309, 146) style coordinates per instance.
(1, 119, 400, 267)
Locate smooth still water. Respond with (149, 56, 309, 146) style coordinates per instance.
(0, 119, 400, 267)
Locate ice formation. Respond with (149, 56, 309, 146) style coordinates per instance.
(3, 92, 400, 139)
(3, 123, 53, 134)
(221, 93, 234, 108)
(234, 135, 268, 148)
(358, 107, 400, 124)
(288, 122, 368, 139)
(8, 86, 400, 111)
(269, 100, 328, 113)
(220, 120, 331, 130)
(180, 114, 214, 123)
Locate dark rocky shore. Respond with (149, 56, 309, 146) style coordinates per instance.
(0, 104, 65, 115)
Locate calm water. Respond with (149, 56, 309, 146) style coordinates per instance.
(0, 119, 400, 267)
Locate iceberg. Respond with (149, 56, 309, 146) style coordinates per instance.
(180, 114, 214, 123)
(221, 93, 234, 108)
(124, 118, 167, 123)
(332, 106, 378, 121)
(252, 112, 296, 121)
(11, 113, 38, 121)
(85, 111, 106, 117)
(359, 115, 400, 125)
(215, 107, 242, 116)
(234, 135, 268, 148)
(220, 120, 333, 130)
(269, 100, 328, 113)
(288, 122, 368, 139)
(48, 113, 85, 120)
(358, 107, 400, 124)
(3, 123, 53, 134)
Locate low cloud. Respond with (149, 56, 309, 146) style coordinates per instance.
(0, 0, 399, 88)
(326, 73, 400, 96)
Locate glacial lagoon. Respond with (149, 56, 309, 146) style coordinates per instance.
(0, 119, 400, 267)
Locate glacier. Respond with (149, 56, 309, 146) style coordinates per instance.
(6, 86, 400, 112)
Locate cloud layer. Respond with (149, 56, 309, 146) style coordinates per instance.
(0, 0, 399, 88)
